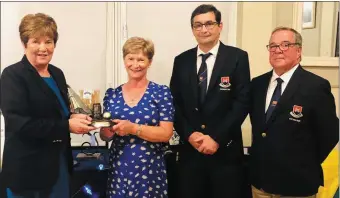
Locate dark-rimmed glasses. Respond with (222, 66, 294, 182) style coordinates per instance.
(193, 21, 219, 31)
(266, 42, 301, 52)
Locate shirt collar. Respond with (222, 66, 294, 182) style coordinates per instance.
(271, 64, 299, 84)
(197, 41, 220, 58)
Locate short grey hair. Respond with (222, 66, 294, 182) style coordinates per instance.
(270, 26, 302, 46)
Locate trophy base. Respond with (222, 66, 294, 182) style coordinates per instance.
(91, 120, 112, 128)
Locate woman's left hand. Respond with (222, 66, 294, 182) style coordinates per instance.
(111, 119, 136, 136)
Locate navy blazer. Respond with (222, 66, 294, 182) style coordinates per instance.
(249, 66, 339, 196)
(170, 42, 251, 165)
(0, 55, 73, 192)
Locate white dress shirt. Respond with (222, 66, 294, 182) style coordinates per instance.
(265, 64, 299, 112)
(196, 41, 220, 90)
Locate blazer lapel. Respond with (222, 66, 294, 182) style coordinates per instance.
(21, 55, 65, 115)
(49, 66, 69, 106)
(257, 72, 272, 126)
(266, 66, 302, 126)
(187, 47, 199, 107)
(22, 56, 57, 101)
(206, 43, 228, 94)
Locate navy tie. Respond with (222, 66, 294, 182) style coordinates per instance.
(198, 53, 212, 106)
(266, 78, 283, 122)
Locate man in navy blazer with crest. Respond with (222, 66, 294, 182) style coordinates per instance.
(170, 4, 250, 198)
(249, 27, 339, 198)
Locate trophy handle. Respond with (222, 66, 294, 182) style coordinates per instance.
(99, 127, 115, 142)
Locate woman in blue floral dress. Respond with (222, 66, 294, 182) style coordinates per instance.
(102, 37, 174, 198)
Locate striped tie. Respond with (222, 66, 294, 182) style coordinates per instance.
(197, 53, 212, 107)
(266, 78, 284, 122)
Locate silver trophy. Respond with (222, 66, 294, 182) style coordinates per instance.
(67, 85, 114, 128)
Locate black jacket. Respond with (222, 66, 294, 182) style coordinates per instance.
(249, 66, 339, 196)
(0, 55, 73, 192)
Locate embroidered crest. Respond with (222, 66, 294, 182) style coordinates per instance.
(219, 77, 231, 88)
(290, 105, 303, 119)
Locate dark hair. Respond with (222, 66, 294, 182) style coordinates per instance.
(190, 4, 221, 28)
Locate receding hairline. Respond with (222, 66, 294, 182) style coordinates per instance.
(269, 27, 302, 45)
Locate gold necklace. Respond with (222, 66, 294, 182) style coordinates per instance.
(127, 98, 138, 105)
(125, 93, 143, 105)
(123, 82, 148, 106)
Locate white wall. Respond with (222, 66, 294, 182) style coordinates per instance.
(126, 2, 236, 86)
(0, 2, 109, 147)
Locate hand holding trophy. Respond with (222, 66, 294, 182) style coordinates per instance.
(69, 116, 96, 134)
(67, 85, 115, 140)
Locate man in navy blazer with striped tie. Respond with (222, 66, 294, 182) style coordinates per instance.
(170, 4, 251, 198)
(249, 26, 339, 198)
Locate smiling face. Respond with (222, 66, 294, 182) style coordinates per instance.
(269, 30, 302, 74)
(192, 12, 222, 50)
(124, 52, 151, 80)
(19, 13, 58, 68)
(24, 35, 55, 68)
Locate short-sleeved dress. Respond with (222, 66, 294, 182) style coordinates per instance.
(103, 81, 174, 198)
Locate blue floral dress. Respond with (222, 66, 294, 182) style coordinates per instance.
(103, 81, 174, 198)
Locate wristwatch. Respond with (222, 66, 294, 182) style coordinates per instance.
(136, 124, 142, 136)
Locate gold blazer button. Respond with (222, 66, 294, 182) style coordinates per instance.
(201, 125, 206, 129)
(262, 133, 266, 137)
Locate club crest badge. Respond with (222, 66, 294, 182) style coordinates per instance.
(290, 105, 303, 118)
(219, 77, 231, 88)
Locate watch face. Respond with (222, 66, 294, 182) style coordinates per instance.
(103, 112, 111, 119)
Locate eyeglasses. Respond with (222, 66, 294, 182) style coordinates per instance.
(193, 21, 219, 31)
(266, 42, 301, 52)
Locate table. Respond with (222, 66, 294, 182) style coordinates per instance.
(70, 146, 109, 198)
